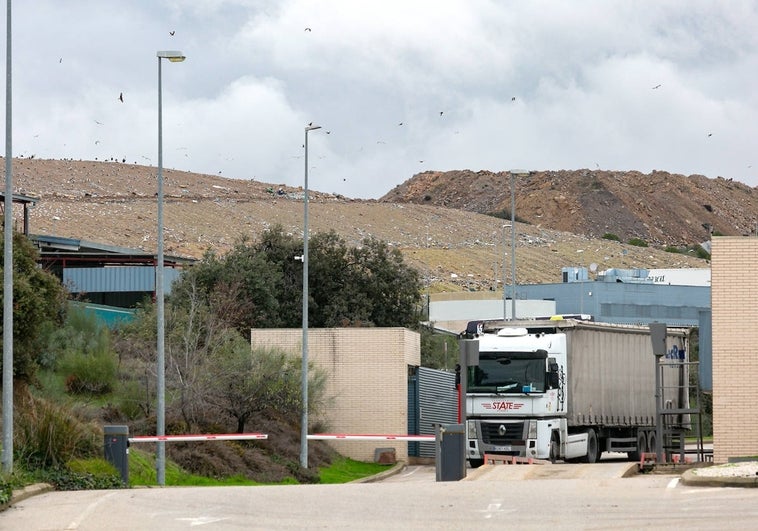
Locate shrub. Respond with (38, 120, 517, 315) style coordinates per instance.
(627, 237, 648, 247)
(50, 307, 118, 395)
(0, 480, 11, 506)
(61, 350, 117, 395)
(112, 379, 150, 420)
(15, 395, 100, 468)
(602, 233, 620, 241)
(41, 465, 125, 491)
(664, 246, 682, 254)
(691, 244, 711, 260)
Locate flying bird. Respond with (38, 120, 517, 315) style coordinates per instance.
(304, 27, 312, 32)
(511, 96, 516, 101)
(398, 122, 404, 126)
(652, 84, 661, 89)
(118, 92, 124, 103)
(707, 133, 713, 137)
(94, 120, 103, 125)
(439, 111, 444, 116)
(169, 30, 175, 36)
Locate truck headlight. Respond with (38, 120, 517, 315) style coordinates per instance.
(467, 420, 477, 439)
(526, 420, 538, 440)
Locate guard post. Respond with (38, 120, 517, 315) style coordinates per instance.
(104, 425, 129, 485)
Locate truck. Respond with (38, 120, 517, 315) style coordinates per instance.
(461, 318, 690, 466)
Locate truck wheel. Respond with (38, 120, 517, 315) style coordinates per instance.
(549, 433, 560, 463)
(628, 430, 647, 462)
(469, 458, 484, 469)
(580, 429, 599, 463)
(647, 431, 657, 457)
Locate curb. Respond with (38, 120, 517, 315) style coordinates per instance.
(350, 460, 406, 483)
(680, 468, 758, 488)
(0, 483, 54, 512)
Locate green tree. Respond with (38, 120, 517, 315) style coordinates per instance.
(170, 226, 422, 330)
(203, 341, 326, 433)
(0, 232, 67, 382)
(419, 326, 460, 370)
(348, 237, 421, 327)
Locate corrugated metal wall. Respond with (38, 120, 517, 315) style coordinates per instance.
(414, 367, 457, 458)
(63, 266, 182, 294)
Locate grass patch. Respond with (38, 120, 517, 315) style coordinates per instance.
(318, 457, 392, 484)
(128, 449, 388, 487)
(128, 447, 298, 487)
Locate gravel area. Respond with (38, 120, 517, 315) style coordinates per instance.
(693, 462, 758, 477)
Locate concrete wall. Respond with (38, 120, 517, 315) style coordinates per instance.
(711, 238, 758, 463)
(250, 328, 420, 462)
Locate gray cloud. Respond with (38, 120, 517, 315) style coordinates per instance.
(7, 0, 758, 198)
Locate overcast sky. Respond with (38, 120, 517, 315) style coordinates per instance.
(5, 1, 758, 199)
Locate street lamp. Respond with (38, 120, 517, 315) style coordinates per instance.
(2, 0, 13, 475)
(156, 50, 185, 486)
(509, 169, 529, 320)
(301, 123, 321, 469)
(501, 223, 511, 320)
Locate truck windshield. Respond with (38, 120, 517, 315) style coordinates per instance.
(467, 351, 547, 393)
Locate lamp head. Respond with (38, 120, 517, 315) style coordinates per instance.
(157, 50, 186, 62)
(305, 124, 322, 132)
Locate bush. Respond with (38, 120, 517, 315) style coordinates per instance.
(664, 246, 682, 254)
(61, 350, 117, 395)
(41, 465, 125, 491)
(15, 395, 100, 468)
(602, 233, 620, 241)
(0, 479, 11, 506)
(627, 237, 648, 247)
(49, 307, 118, 395)
(691, 244, 711, 260)
(112, 379, 150, 420)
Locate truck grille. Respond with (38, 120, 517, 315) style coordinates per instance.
(480, 421, 524, 445)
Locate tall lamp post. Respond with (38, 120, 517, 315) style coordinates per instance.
(156, 50, 185, 486)
(509, 170, 529, 320)
(501, 223, 510, 320)
(2, 0, 13, 475)
(301, 124, 321, 469)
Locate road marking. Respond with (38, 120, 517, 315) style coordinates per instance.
(477, 498, 517, 519)
(177, 516, 231, 526)
(667, 478, 680, 489)
(65, 492, 117, 530)
(401, 466, 420, 478)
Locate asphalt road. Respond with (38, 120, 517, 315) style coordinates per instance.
(2, 460, 755, 530)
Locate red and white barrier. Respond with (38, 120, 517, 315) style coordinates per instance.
(307, 433, 435, 442)
(129, 432, 268, 443)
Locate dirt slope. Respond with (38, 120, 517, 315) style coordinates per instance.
(381, 169, 758, 246)
(7, 158, 709, 292)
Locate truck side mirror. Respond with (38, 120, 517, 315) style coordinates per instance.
(547, 359, 560, 389)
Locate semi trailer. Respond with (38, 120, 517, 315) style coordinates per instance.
(461, 318, 689, 466)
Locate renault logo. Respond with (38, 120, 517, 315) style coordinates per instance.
(498, 425, 507, 436)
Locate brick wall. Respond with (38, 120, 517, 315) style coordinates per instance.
(711, 237, 758, 463)
(250, 328, 420, 462)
